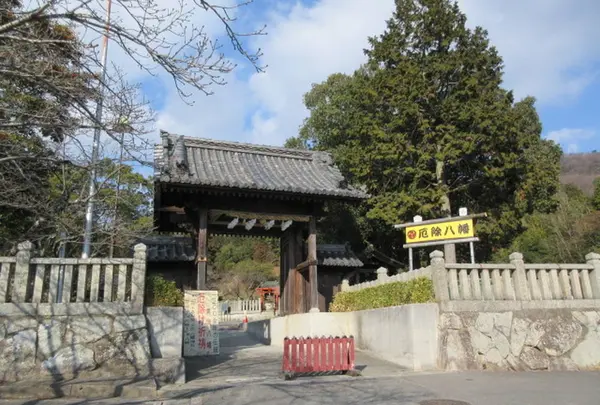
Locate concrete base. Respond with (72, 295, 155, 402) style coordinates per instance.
(146, 306, 184, 359)
(246, 303, 439, 371)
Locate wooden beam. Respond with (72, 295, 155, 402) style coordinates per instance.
(308, 216, 319, 312)
(159, 192, 323, 216)
(157, 205, 185, 213)
(208, 225, 283, 238)
(211, 209, 310, 223)
(155, 183, 358, 206)
(245, 218, 257, 231)
(296, 259, 318, 272)
(197, 208, 208, 290)
(209, 210, 224, 222)
(227, 217, 239, 229)
(212, 220, 281, 229)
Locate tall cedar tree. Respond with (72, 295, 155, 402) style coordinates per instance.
(290, 0, 561, 260)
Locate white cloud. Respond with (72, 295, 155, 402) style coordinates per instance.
(121, 0, 600, 149)
(155, 75, 253, 141)
(457, 0, 600, 104)
(546, 128, 596, 153)
(546, 128, 595, 143)
(246, 0, 394, 145)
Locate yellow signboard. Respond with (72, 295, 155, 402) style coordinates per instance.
(405, 218, 474, 244)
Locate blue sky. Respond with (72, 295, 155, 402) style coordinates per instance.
(134, 0, 599, 155)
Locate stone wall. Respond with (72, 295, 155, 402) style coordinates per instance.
(439, 309, 600, 371)
(0, 313, 150, 383)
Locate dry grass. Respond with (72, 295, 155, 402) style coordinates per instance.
(560, 152, 600, 195)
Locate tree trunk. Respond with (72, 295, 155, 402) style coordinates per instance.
(196, 208, 208, 289)
(436, 147, 456, 263)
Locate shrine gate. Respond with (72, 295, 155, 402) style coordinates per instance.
(153, 131, 367, 314)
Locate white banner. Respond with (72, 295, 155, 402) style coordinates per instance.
(183, 290, 220, 356)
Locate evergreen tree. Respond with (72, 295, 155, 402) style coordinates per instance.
(290, 0, 561, 260)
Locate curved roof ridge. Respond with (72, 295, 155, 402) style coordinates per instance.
(159, 130, 332, 163)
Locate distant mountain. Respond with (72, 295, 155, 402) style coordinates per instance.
(560, 152, 600, 195)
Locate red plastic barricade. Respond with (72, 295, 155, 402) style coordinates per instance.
(281, 336, 360, 379)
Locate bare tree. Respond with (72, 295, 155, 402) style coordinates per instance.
(0, 0, 265, 254)
(1, 0, 265, 156)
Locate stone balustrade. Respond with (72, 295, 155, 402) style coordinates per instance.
(0, 242, 161, 385)
(0, 241, 147, 316)
(221, 299, 261, 313)
(340, 250, 600, 308)
(341, 266, 432, 292)
(437, 252, 600, 303)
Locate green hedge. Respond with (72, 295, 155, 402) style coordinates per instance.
(145, 274, 183, 307)
(330, 277, 434, 312)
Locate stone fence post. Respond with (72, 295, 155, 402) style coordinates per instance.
(14, 241, 33, 302)
(587, 252, 600, 299)
(131, 243, 147, 311)
(376, 267, 388, 284)
(510, 252, 531, 301)
(430, 250, 449, 301)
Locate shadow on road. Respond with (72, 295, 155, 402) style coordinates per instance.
(183, 328, 282, 383)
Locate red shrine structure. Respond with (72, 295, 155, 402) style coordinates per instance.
(255, 281, 280, 312)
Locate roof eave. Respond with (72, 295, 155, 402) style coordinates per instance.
(154, 177, 368, 201)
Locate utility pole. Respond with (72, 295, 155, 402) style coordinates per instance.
(82, 0, 113, 258)
(108, 125, 126, 258)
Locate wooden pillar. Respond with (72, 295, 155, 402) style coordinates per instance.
(291, 232, 299, 314)
(279, 236, 286, 313)
(280, 232, 295, 315)
(196, 208, 208, 290)
(308, 216, 319, 312)
(293, 227, 304, 314)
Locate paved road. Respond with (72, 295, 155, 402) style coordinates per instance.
(157, 370, 600, 405)
(2, 330, 599, 404)
(155, 330, 600, 405)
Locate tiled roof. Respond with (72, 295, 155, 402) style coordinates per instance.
(317, 244, 364, 268)
(154, 131, 368, 199)
(138, 235, 196, 262)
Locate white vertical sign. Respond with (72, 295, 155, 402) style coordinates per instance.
(183, 290, 220, 356)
